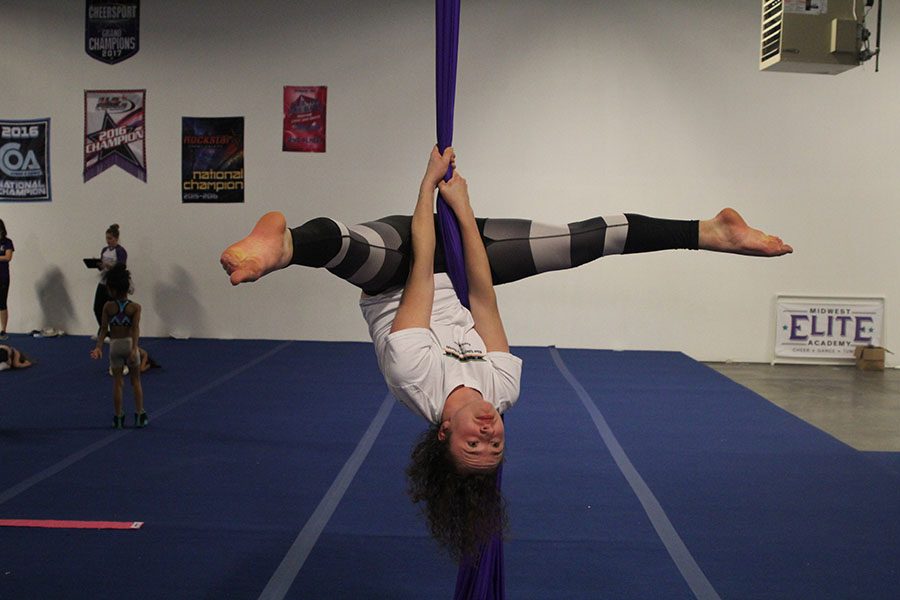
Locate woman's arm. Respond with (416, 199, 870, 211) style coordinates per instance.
(0, 248, 12, 263)
(11, 348, 32, 368)
(130, 303, 141, 352)
(438, 172, 510, 353)
(390, 147, 454, 333)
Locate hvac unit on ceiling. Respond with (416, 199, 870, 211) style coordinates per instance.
(760, 0, 881, 74)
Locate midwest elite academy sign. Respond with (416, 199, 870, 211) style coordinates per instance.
(775, 295, 884, 361)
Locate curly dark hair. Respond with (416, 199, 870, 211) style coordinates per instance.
(406, 425, 508, 562)
(105, 263, 132, 298)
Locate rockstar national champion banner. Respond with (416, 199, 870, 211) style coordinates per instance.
(84, 90, 147, 182)
(182, 117, 244, 203)
(0, 118, 51, 202)
(283, 86, 327, 152)
(85, 0, 140, 64)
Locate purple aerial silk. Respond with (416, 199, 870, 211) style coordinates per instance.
(435, 0, 469, 310)
(436, 2, 506, 599)
(452, 467, 506, 600)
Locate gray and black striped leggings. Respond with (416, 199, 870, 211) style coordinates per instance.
(290, 213, 698, 296)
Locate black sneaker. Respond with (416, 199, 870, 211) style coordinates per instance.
(135, 412, 149, 428)
(113, 414, 125, 429)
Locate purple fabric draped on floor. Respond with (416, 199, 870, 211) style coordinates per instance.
(436, 1, 506, 599)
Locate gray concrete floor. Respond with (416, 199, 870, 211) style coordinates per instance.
(705, 362, 900, 452)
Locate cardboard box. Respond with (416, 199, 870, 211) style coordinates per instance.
(854, 345, 886, 371)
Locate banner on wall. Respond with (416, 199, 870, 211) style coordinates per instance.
(182, 117, 244, 203)
(283, 86, 327, 152)
(0, 118, 51, 202)
(84, 90, 147, 182)
(774, 295, 884, 361)
(85, 0, 140, 64)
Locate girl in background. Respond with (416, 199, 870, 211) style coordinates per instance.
(0, 219, 14, 339)
(90, 264, 147, 428)
(0, 344, 33, 370)
(93, 224, 127, 338)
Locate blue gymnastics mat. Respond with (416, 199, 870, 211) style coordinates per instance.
(1, 337, 898, 599)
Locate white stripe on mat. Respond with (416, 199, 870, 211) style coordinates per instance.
(549, 346, 721, 600)
(258, 392, 394, 600)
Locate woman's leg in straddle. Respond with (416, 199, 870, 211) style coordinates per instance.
(220, 209, 791, 293)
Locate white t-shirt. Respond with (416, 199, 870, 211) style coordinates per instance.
(360, 273, 523, 424)
(99, 246, 120, 283)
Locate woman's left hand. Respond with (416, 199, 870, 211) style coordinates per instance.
(437, 170, 470, 215)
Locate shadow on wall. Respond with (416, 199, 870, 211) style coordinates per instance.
(35, 266, 78, 332)
(153, 265, 207, 338)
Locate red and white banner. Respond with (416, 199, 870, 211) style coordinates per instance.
(283, 86, 326, 153)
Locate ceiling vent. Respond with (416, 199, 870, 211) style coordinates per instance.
(760, 0, 879, 74)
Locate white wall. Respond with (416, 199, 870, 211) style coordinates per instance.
(1, 0, 896, 362)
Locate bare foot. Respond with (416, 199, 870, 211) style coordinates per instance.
(699, 208, 793, 257)
(220, 211, 293, 285)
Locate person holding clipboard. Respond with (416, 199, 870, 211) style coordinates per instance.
(88, 224, 127, 339)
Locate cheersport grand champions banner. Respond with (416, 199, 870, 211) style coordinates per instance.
(0, 118, 51, 202)
(774, 295, 884, 361)
(84, 90, 147, 182)
(85, 0, 140, 64)
(283, 86, 327, 152)
(181, 117, 244, 203)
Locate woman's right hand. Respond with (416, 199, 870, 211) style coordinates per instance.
(422, 146, 455, 190)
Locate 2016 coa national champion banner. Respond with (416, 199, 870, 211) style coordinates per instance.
(1, 118, 51, 202)
(84, 90, 147, 182)
(182, 117, 244, 203)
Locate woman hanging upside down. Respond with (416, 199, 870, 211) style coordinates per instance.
(220, 146, 792, 559)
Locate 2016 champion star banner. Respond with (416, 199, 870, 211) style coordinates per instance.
(1, 118, 51, 202)
(182, 117, 244, 203)
(85, 0, 140, 65)
(84, 90, 147, 183)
